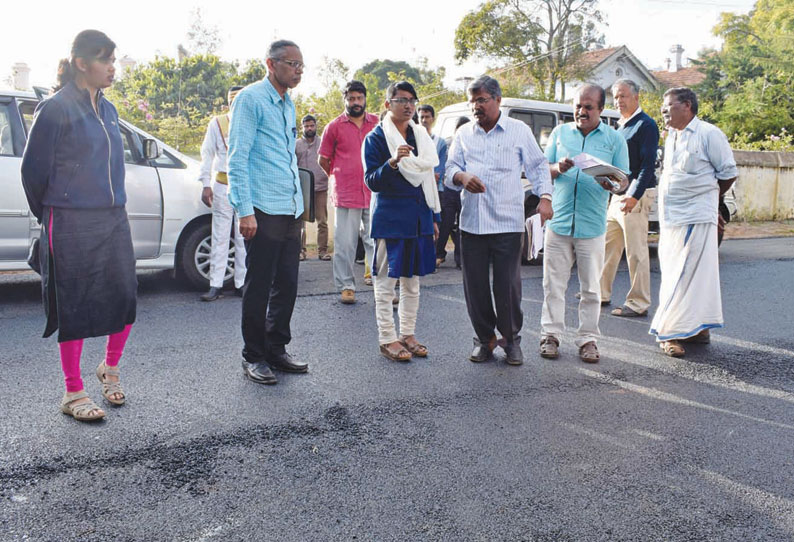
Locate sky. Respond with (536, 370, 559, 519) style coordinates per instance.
(1, 0, 757, 95)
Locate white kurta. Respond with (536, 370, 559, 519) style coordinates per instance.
(650, 116, 736, 341)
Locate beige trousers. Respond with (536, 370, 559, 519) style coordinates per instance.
(600, 190, 654, 313)
(541, 228, 605, 347)
(373, 240, 420, 345)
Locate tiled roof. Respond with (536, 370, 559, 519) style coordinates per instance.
(577, 47, 621, 68)
(651, 67, 706, 88)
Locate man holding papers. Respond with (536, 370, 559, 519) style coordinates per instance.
(540, 84, 629, 363)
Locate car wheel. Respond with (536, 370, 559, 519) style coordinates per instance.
(178, 222, 235, 290)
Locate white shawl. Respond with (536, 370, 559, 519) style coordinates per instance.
(381, 114, 441, 213)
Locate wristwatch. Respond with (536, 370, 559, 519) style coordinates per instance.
(539, 193, 552, 201)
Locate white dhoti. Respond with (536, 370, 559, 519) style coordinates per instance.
(650, 222, 723, 341)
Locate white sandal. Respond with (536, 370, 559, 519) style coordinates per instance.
(96, 361, 125, 405)
(61, 390, 105, 422)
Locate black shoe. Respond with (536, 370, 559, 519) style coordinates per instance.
(469, 337, 496, 363)
(242, 360, 277, 385)
(503, 343, 524, 366)
(267, 351, 309, 373)
(234, 288, 243, 297)
(201, 287, 223, 302)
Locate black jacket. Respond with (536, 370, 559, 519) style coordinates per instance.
(21, 81, 126, 221)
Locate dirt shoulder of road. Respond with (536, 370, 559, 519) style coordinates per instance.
(723, 219, 794, 239)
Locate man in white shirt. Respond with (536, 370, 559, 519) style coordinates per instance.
(198, 86, 247, 302)
(445, 75, 553, 365)
(651, 87, 737, 357)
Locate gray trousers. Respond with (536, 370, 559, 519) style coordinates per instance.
(333, 206, 374, 291)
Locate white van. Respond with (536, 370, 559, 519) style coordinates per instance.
(0, 89, 233, 289)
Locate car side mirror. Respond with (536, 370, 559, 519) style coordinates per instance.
(142, 138, 161, 160)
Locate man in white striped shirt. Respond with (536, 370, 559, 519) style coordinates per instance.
(445, 76, 553, 365)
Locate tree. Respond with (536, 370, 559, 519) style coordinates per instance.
(696, 0, 794, 143)
(186, 7, 222, 55)
(354, 59, 431, 90)
(453, 0, 605, 100)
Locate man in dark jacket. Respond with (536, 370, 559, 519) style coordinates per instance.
(599, 79, 659, 318)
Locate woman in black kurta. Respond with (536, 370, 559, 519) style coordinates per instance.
(21, 30, 136, 421)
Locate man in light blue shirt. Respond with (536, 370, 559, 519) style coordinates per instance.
(540, 84, 630, 364)
(445, 75, 553, 365)
(228, 39, 307, 385)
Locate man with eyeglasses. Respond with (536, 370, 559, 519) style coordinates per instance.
(651, 87, 736, 358)
(446, 75, 553, 366)
(540, 84, 629, 364)
(228, 39, 308, 385)
(318, 80, 379, 305)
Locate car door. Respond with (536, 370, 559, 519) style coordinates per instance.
(119, 123, 163, 258)
(0, 98, 31, 261)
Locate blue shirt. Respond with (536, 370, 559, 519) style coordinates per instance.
(544, 121, 629, 239)
(432, 134, 448, 192)
(445, 113, 553, 235)
(228, 78, 303, 218)
(618, 110, 659, 200)
(364, 125, 437, 239)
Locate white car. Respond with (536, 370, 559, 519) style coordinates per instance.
(0, 89, 236, 289)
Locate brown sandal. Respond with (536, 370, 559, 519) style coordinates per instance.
(539, 336, 560, 359)
(579, 341, 600, 363)
(380, 342, 412, 362)
(400, 336, 428, 357)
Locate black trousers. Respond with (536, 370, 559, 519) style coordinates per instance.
(241, 209, 302, 363)
(435, 189, 461, 265)
(460, 231, 523, 344)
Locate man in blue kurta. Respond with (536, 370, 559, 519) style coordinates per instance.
(540, 84, 630, 363)
(228, 39, 307, 385)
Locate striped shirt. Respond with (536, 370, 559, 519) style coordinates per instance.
(227, 78, 303, 218)
(445, 113, 552, 234)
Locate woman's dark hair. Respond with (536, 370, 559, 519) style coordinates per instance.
(55, 30, 116, 91)
(385, 80, 418, 101)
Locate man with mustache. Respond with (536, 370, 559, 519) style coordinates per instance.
(651, 87, 736, 357)
(228, 39, 308, 385)
(540, 84, 629, 363)
(319, 80, 379, 304)
(446, 76, 553, 366)
(296, 114, 330, 261)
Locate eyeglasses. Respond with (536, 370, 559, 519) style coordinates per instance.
(275, 58, 305, 70)
(390, 97, 419, 106)
(468, 97, 493, 106)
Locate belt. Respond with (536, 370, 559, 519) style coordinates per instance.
(216, 172, 228, 185)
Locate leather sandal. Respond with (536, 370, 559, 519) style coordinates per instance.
(380, 342, 412, 362)
(539, 336, 560, 359)
(400, 336, 428, 357)
(611, 305, 647, 317)
(96, 361, 125, 405)
(660, 341, 685, 357)
(579, 341, 600, 363)
(61, 390, 105, 422)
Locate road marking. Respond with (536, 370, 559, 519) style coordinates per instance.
(579, 368, 794, 431)
(697, 469, 794, 534)
(631, 429, 666, 441)
(431, 291, 794, 406)
(560, 422, 636, 450)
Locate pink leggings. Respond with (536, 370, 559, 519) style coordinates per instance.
(50, 210, 133, 393)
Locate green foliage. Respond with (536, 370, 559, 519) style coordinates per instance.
(354, 59, 430, 90)
(453, 0, 604, 99)
(107, 54, 269, 154)
(731, 128, 794, 151)
(695, 0, 794, 143)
